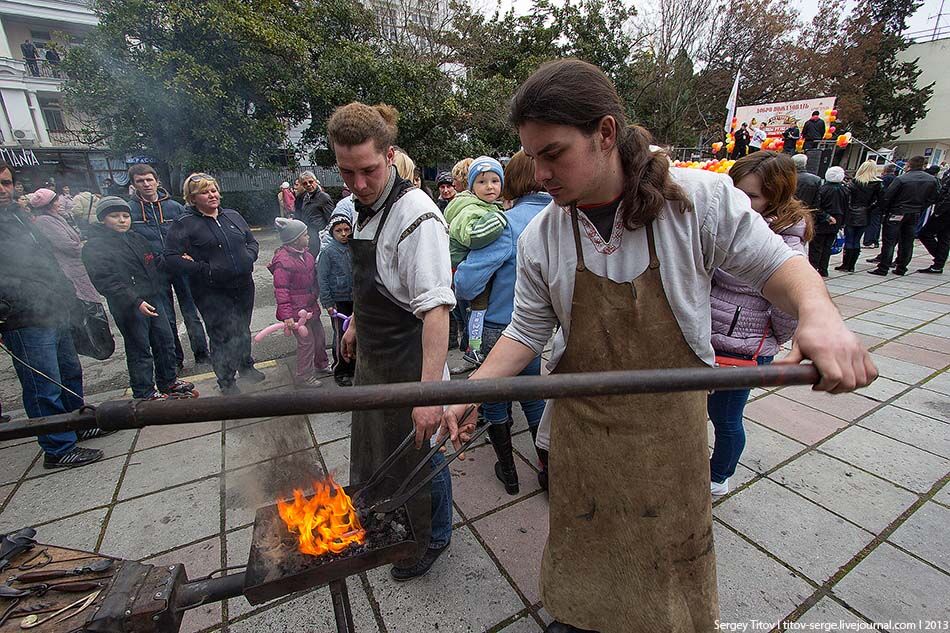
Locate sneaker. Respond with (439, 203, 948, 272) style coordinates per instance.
(76, 428, 117, 441)
(313, 366, 334, 377)
(141, 391, 169, 401)
(300, 375, 322, 387)
(239, 367, 267, 383)
(390, 543, 449, 581)
(161, 379, 196, 395)
(44, 447, 103, 469)
(710, 479, 729, 496)
(220, 383, 241, 396)
(918, 266, 944, 274)
(462, 349, 484, 366)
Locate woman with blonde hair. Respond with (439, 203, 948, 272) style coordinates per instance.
(837, 160, 882, 272)
(392, 149, 416, 181)
(164, 173, 262, 395)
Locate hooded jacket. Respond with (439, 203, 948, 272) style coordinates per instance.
(129, 188, 187, 253)
(0, 205, 75, 332)
(81, 224, 165, 314)
(443, 191, 508, 267)
(317, 237, 353, 307)
(163, 207, 259, 289)
(710, 219, 807, 357)
(268, 245, 319, 321)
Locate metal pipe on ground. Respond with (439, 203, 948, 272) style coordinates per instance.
(0, 365, 821, 442)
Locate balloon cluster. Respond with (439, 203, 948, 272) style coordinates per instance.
(760, 138, 785, 152)
(821, 109, 839, 140)
(254, 309, 313, 342)
(673, 159, 736, 174)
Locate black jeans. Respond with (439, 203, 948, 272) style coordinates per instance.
(331, 300, 355, 380)
(192, 283, 255, 387)
(159, 273, 210, 365)
(919, 212, 950, 270)
(110, 294, 177, 398)
(878, 214, 919, 273)
(808, 232, 837, 274)
(863, 209, 882, 246)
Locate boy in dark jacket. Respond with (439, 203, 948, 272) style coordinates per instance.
(81, 197, 196, 400)
(810, 166, 849, 277)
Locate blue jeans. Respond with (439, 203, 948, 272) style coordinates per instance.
(110, 295, 178, 398)
(4, 326, 82, 456)
(707, 355, 773, 483)
(844, 226, 865, 249)
(429, 450, 453, 548)
(481, 325, 545, 429)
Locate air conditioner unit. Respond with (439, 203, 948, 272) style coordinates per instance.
(13, 129, 37, 147)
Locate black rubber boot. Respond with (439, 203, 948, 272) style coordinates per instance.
(487, 423, 519, 495)
(529, 425, 549, 491)
(835, 248, 856, 272)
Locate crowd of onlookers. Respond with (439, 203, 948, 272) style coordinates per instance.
(1, 145, 947, 488)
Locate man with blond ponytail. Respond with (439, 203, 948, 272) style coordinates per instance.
(328, 102, 456, 581)
(441, 60, 877, 633)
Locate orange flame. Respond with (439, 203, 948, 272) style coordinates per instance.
(276, 475, 366, 556)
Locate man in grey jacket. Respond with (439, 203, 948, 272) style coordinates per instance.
(792, 153, 822, 208)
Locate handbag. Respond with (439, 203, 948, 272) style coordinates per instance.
(830, 228, 845, 255)
(715, 324, 769, 368)
(70, 299, 115, 360)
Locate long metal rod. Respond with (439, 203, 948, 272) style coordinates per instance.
(0, 365, 820, 441)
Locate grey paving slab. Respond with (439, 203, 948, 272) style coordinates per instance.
(366, 526, 525, 632)
(224, 448, 324, 530)
(225, 526, 257, 619)
(119, 432, 222, 500)
(499, 615, 544, 632)
(714, 478, 873, 583)
(229, 576, 378, 633)
(890, 388, 950, 422)
(451, 442, 542, 520)
(224, 415, 314, 470)
(921, 371, 950, 395)
(856, 312, 929, 330)
(876, 301, 946, 320)
(855, 376, 909, 402)
(936, 481, 950, 506)
(34, 507, 107, 551)
(712, 522, 813, 627)
(0, 483, 12, 506)
(917, 322, 950, 338)
(833, 543, 950, 624)
(308, 410, 351, 444)
(136, 421, 221, 451)
(0, 456, 123, 531)
(319, 437, 351, 486)
(511, 429, 542, 471)
(473, 492, 548, 604)
(0, 443, 39, 485)
(737, 420, 806, 474)
(859, 405, 950, 458)
(100, 477, 222, 560)
(820, 426, 950, 493)
(795, 597, 867, 627)
(887, 502, 950, 573)
(868, 353, 937, 384)
(770, 452, 917, 532)
(145, 536, 223, 633)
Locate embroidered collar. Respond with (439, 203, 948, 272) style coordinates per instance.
(565, 205, 625, 255)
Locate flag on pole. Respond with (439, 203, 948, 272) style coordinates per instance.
(724, 70, 740, 134)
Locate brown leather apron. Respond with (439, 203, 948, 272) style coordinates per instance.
(348, 179, 431, 560)
(540, 209, 718, 632)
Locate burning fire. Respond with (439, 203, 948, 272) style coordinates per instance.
(276, 476, 366, 556)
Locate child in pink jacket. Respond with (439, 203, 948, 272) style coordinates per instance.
(268, 218, 329, 385)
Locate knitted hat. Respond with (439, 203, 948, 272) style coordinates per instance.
(329, 214, 352, 231)
(275, 217, 308, 244)
(28, 188, 56, 209)
(825, 166, 846, 183)
(467, 157, 504, 190)
(436, 171, 453, 186)
(280, 181, 291, 189)
(94, 196, 131, 221)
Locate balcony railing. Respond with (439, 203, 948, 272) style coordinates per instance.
(21, 59, 66, 80)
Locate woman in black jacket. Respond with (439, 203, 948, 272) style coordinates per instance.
(810, 166, 849, 277)
(836, 160, 882, 272)
(164, 174, 262, 395)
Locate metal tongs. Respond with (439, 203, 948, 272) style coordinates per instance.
(354, 406, 488, 515)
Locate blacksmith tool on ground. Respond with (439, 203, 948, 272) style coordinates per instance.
(11, 558, 112, 583)
(18, 589, 99, 628)
(0, 530, 35, 573)
(14, 550, 49, 572)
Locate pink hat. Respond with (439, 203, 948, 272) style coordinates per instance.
(28, 188, 57, 209)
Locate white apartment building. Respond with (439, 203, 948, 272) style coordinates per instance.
(892, 36, 950, 167)
(0, 0, 128, 191)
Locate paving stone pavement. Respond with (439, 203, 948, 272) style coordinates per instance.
(0, 247, 948, 632)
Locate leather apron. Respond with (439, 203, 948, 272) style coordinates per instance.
(540, 209, 718, 632)
(348, 179, 431, 559)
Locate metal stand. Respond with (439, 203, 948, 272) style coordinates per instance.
(329, 579, 355, 633)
